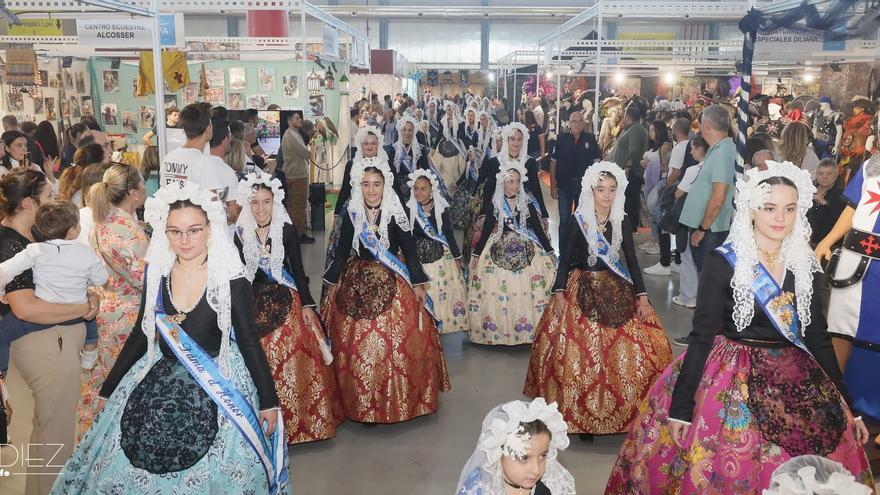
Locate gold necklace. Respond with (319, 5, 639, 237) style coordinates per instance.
(175, 257, 207, 284)
(757, 246, 781, 267)
(366, 208, 380, 234)
(596, 212, 610, 233)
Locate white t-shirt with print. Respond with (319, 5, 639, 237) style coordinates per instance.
(160, 147, 211, 188)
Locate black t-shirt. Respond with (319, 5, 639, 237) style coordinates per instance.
(527, 124, 544, 156)
(552, 131, 600, 185)
(0, 226, 33, 316)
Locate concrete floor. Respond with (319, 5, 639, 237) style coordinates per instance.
(0, 195, 697, 495)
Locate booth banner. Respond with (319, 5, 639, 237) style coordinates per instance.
(77, 19, 152, 48)
(754, 28, 822, 60)
(322, 25, 339, 59)
(9, 19, 63, 36)
(159, 13, 185, 48)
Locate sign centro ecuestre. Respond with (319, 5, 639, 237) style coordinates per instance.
(76, 19, 153, 47)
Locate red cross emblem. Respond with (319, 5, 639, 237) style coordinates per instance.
(864, 181, 880, 214)
(861, 235, 880, 255)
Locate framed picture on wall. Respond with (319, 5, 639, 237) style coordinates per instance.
(165, 95, 178, 111)
(139, 105, 155, 128)
(206, 88, 225, 105)
(122, 111, 138, 134)
(228, 93, 244, 110)
(7, 90, 23, 112)
(103, 70, 119, 93)
(70, 97, 81, 118)
(33, 97, 43, 115)
(101, 103, 118, 126)
(282, 75, 299, 99)
(258, 68, 276, 91)
(45, 98, 56, 121)
(63, 69, 73, 90)
(60, 98, 70, 116)
(183, 83, 199, 105)
(229, 67, 246, 91)
(206, 69, 225, 89)
(247, 94, 269, 110)
(76, 72, 86, 93)
(81, 96, 94, 116)
(309, 95, 324, 116)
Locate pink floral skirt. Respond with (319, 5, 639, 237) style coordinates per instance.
(605, 336, 873, 494)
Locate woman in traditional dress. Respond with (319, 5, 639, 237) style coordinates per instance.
(452, 111, 495, 231)
(325, 126, 388, 270)
(524, 162, 672, 439)
(406, 169, 467, 334)
(605, 161, 873, 494)
(431, 101, 466, 196)
(53, 182, 288, 494)
(458, 107, 481, 152)
(460, 128, 505, 267)
(235, 173, 343, 444)
(455, 398, 576, 495)
(322, 157, 450, 423)
(467, 159, 556, 346)
(426, 98, 442, 148)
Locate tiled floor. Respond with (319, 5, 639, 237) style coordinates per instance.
(3, 189, 864, 494)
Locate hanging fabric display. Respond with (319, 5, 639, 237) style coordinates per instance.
(136, 51, 190, 96)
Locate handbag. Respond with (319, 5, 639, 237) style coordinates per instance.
(660, 193, 687, 234)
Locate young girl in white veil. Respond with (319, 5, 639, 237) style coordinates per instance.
(456, 398, 576, 495)
(431, 101, 466, 195)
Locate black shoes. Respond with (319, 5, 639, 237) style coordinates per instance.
(299, 234, 317, 244)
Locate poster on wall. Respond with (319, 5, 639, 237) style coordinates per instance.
(139, 105, 155, 128)
(206, 88, 225, 105)
(63, 69, 74, 89)
(44, 98, 56, 120)
(322, 25, 339, 59)
(229, 67, 246, 90)
(206, 69, 225, 89)
(33, 97, 43, 115)
(228, 93, 244, 110)
(49, 73, 61, 89)
(103, 70, 119, 93)
(81, 96, 94, 116)
(258, 68, 276, 91)
(309, 95, 324, 116)
(122, 111, 138, 133)
(282, 75, 299, 98)
(60, 98, 70, 116)
(7, 90, 24, 112)
(183, 83, 199, 105)
(164, 95, 178, 110)
(75, 72, 86, 93)
(247, 94, 269, 110)
(70, 97, 81, 118)
(101, 103, 118, 126)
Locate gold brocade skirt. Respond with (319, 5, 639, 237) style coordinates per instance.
(523, 268, 672, 434)
(322, 258, 451, 423)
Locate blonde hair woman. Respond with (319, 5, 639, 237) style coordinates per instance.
(778, 121, 821, 178)
(78, 164, 149, 435)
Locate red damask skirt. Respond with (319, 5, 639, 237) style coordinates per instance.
(524, 268, 672, 434)
(254, 282, 344, 444)
(321, 259, 451, 423)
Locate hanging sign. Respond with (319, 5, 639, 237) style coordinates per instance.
(322, 25, 339, 58)
(159, 13, 185, 47)
(76, 19, 153, 47)
(754, 28, 822, 60)
(9, 19, 63, 36)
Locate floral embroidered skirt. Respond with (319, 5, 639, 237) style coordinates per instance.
(255, 281, 344, 444)
(604, 336, 873, 494)
(524, 269, 672, 434)
(430, 147, 465, 197)
(422, 247, 468, 334)
(467, 231, 556, 345)
(53, 346, 283, 494)
(322, 258, 451, 423)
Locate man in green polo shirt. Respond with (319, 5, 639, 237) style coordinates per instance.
(612, 106, 649, 232)
(679, 104, 736, 270)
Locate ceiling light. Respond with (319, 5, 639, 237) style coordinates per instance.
(663, 71, 677, 84)
(613, 71, 625, 84)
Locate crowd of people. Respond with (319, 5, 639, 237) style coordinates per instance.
(0, 81, 876, 494)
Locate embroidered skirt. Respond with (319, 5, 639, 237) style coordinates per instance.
(322, 258, 451, 423)
(451, 175, 479, 230)
(422, 246, 468, 334)
(430, 147, 465, 197)
(604, 336, 873, 494)
(524, 269, 672, 434)
(255, 282, 344, 444)
(52, 345, 281, 494)
(467, 231, 556, 345)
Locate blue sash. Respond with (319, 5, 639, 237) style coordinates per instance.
(465, 156, 480, 182)
(154, 287, 288, 494)
(258, 259, 298, 293)
(716, 244, 810, 354)
(349, 211, 441, 328)
(576, 213, 633, 285)
(415, 204, 449, 248)
(501, 198, 545, 251)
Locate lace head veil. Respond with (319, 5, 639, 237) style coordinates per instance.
(406, 169, 449, 233)
(730, 160, 820, 334)
(499, 122, 530, 166)
(141, 182, 246, 378)
(353, 125, 389, 164)
(234, 173, 290, 282)
(348, 156, 411, 251)
(455, 398, 576, 495)
(575, 161, 629, 266)
(393, 115, 422, 173)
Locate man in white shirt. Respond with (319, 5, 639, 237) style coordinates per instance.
(199, 120, 242, 224)
(532, 97, 545, 129)
(160, 102, 213, 187)
(665, 118, 691, 187)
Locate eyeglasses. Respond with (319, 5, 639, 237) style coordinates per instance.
(165, 224, 207, 241)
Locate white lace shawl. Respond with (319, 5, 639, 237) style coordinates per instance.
(234, 173, 290, 283)
(729, 161, 820, 334)
(455, 399, 576, 495)
(406, 169, 449, 234)
(392, 115, 422, 174)
(463, 107, 479, 140)
(575, 161, 629, 266)
(443, 102, 462, 143)
(476, 112, 497, 154)
(141, 182, 246, 378)
(348, 156, 411, 251)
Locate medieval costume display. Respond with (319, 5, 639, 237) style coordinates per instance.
(524, 162, 672, 435)
(52, 183, 288, 494)
(235, 174, 343, 444)
(605, 162, 872, 494)
(838, 96, 875, 184)
(322, 157, 450, 423)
